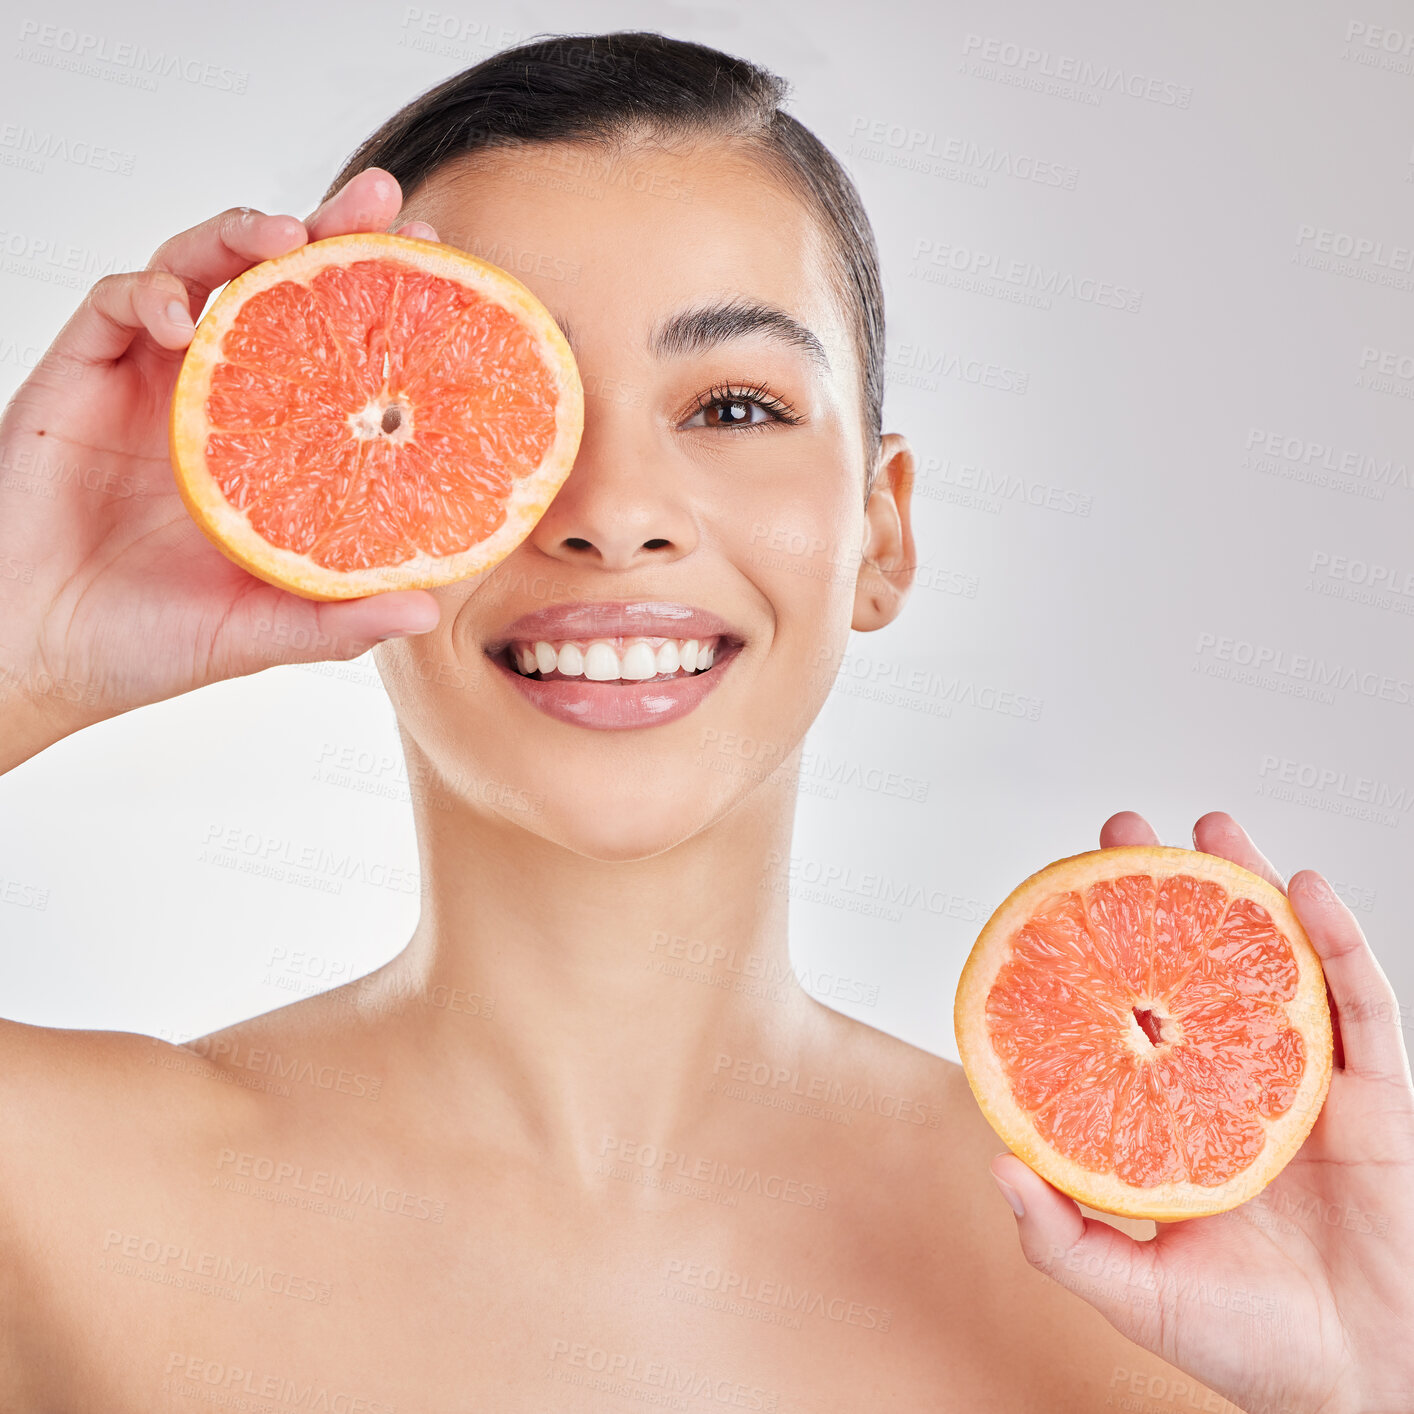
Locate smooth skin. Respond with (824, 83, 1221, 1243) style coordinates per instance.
(0, 149, 1409, 1413)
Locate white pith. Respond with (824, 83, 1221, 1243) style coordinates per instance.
(509, 634, 721, 680)
(1124, 997, 1185, 1054)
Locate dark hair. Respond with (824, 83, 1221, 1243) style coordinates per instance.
(322, 30, 885, 489)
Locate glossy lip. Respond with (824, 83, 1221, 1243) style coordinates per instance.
(483, 599, 747, 732)
(484, 599, 741, 656)
(489, 638, 743, 730)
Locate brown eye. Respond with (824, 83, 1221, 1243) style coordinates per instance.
(691, 395, 770, 428)
(681, 383, 803, 431)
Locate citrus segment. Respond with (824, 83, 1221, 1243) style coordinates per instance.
(955, 846, 1332, 1219)
(170, 231, 583, 601)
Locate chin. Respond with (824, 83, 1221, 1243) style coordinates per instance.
(507, 777, 744, 863)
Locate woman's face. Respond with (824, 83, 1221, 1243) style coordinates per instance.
(384, 138, 912, 861)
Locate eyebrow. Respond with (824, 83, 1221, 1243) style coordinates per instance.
(552, 299, 831, 373)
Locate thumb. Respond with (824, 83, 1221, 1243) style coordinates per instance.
(225, 588, 443, 671)
(990, 1152, 1161, 1344)
(308, 589, 444, 655)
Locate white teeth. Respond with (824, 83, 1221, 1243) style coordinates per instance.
(583, 642, 620, 681)
(506, 634, 724, 681)
(620, 642, 659, 680)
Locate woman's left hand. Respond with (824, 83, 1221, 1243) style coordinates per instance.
(989, 809, 1414, 1414)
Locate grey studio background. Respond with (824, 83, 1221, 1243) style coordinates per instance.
(1, 1, 1410, 1061)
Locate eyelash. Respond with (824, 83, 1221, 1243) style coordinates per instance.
(686, 381, 804, 433)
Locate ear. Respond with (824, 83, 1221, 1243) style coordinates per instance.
(852, 432, 917, 632)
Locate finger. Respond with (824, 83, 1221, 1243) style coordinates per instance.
(53, 269, 203, 368)
(392, 220, 439, 241)
(990, 1153, 1161, 1347)
(314, 590, 444, 652)
(1192, 811, 1285, 892)
(1099, 811, 1161, 849)
(224, 588, 443, 672)
(146, 205, 309, 316)
(1288, 870, 1412, 1088)
(304, 167, 405, 243)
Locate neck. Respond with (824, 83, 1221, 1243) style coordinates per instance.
(365, 737, 823, 1181)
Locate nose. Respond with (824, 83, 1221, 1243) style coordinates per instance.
(524, 394, 697, 571)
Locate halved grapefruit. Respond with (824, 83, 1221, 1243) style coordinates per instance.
(954, 845, 1332, 1220)
(169, 231, 583, 601)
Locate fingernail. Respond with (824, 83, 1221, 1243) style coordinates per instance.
(375, 616, 437, 640)
(991, 1171, 1025, 1219)
(404, 607, 442, 633)
(1306, 871, 1336, 904)
(166, 301, 193, 329)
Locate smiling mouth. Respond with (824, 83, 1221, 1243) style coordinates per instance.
(491, 633, 743, 683)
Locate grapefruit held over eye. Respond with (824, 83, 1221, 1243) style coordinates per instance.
(954, 845, 1333, 1220)
(169, 231, 584, 601)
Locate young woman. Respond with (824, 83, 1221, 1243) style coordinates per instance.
(1, 31, 1410, 1414)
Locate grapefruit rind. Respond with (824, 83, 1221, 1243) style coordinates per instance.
(954, 845, 1333, 1220)
(169, 232, 584, 602)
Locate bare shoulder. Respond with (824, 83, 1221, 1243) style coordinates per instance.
(0, 1014, 259, 1173)
(174, 972, 394, 1106)
(798, 1002, 1241, 1412)
(0, 983, 376, 1253)
(792, 994, 999, 1169)
(0, 1016, 261, 1386)
(0, 1015, 286, 1264)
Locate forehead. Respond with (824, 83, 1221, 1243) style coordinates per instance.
(397, 140, 848, 372)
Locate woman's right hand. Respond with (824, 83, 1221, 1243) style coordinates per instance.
(0, 168, 445, 769)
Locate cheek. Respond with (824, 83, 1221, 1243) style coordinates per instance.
(733, 460, 861, 605)
(371, 634, 490, 773)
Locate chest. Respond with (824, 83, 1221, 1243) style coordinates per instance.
(31, 1156, 1028, 1413)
